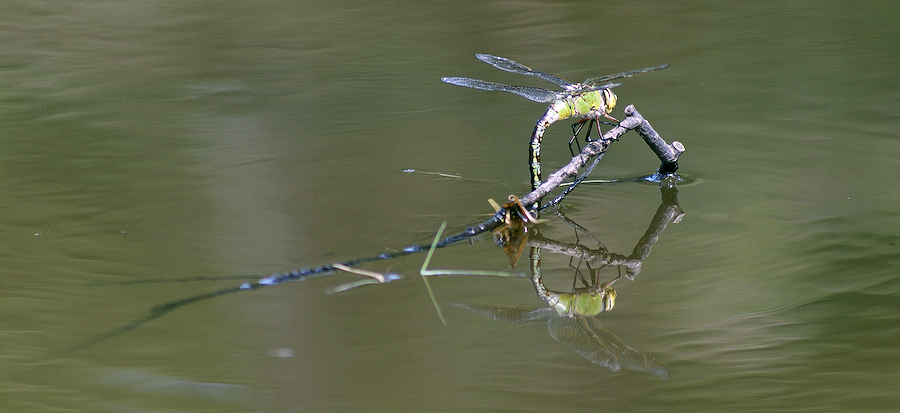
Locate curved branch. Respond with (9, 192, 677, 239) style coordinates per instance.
(520, 104, 684, 209)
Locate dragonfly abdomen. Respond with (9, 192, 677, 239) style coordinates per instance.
(529, 103, 568, 190)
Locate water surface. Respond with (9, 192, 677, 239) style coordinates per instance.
(1, 1, 899, 411)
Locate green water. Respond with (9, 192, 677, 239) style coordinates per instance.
(2, 1, 899, 411)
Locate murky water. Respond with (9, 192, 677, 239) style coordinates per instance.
(2, 1, 899, 411)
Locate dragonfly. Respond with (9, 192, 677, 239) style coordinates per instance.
(442, 54, 668, 190)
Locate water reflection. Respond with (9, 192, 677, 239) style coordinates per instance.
(456, 178, 682, 379)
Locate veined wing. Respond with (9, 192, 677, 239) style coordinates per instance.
(582, 64, 670, 87)
(452, 303, 555, 323)
(548, 316, 670, 379)
(476, 54, 573, 88)
(441, 77, 558, 103)
(570, 81, 622, 93)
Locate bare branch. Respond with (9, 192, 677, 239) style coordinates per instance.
(621, 105, 684, 175)
(520, 104, 684, 209)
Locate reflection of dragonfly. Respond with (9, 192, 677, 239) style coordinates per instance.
(453, 302, 669, 379)
(442, 54, 668, 190)
(454, 267, 668, 379)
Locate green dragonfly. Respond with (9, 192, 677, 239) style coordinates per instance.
(442, 54, 668, 190)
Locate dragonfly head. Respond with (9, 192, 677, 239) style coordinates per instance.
(603, 88, 617, 113)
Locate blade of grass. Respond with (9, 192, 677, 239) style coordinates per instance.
(420, 221, 449, 325)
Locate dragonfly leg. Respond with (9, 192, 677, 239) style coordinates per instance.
(567, 256, 582, 289)
(592, 118, 603, 142)
(587, 118, 618, 142)
(568, 119, 588, 157)
(603, 113, 619, 123)
(584, 118, 594, 142)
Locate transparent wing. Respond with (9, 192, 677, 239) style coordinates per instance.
(576, 82, 622, 93)
(554, 81, 622, 97)
(582, 64, 670, 87)
(441, 77, 559, 103)
(548, 316, 670, 379)
(452, 303, 555, 323)
(476, 54, 573, 88)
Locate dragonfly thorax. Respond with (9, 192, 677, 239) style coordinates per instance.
(558, 88, 618, 121)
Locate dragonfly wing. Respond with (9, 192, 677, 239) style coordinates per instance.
(476, 54, 573, 88)
(582, 64, 669, 87)
(452, 303, 555, 323)
(548, 316, 670, 379)
(575, 82, 621, 93)
(441, 77, 558, 103)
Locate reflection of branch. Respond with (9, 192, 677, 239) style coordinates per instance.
(625, 178, 684, 279)
(553, 208, 605, 250)
(490, 178, 682, 378)
(527, 177, 683, 280)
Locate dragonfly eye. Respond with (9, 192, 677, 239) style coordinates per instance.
(603, 288, 616, 312)
(603, 89, 617, 111)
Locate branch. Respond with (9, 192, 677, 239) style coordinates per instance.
(520, 104, 684, 209)
(620, 105, 684, 175)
